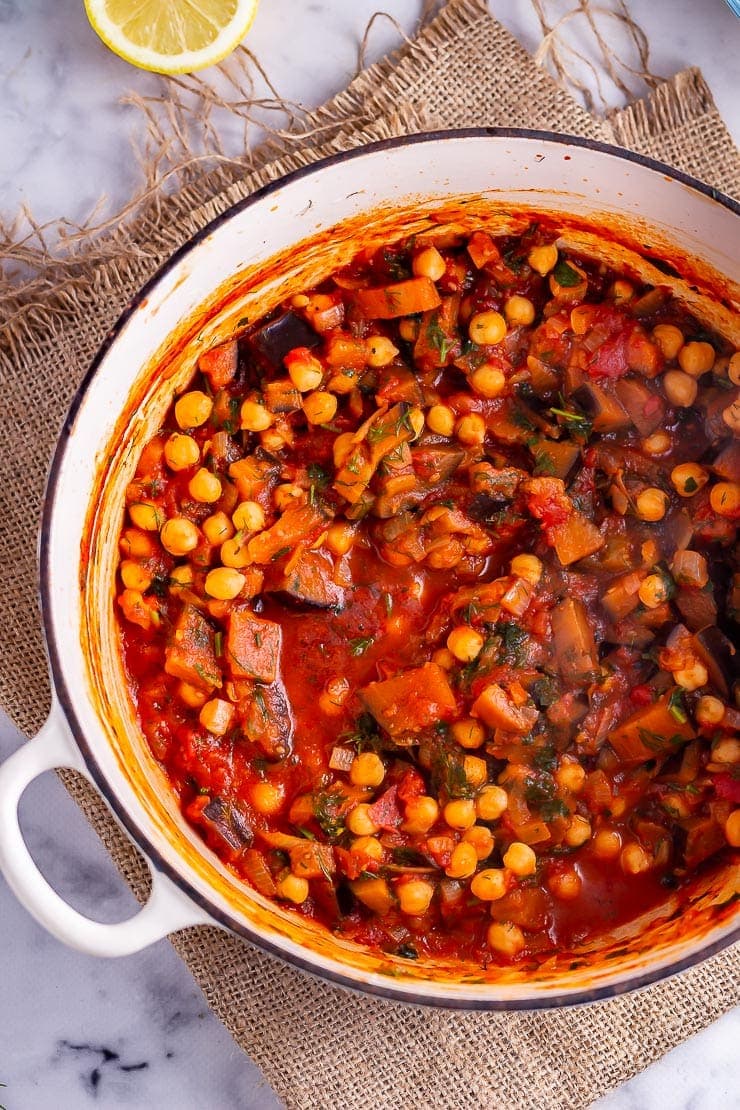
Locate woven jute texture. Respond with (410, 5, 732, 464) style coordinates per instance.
(1, 2, 738, 1107)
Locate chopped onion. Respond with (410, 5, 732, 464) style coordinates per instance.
(329, 746, 355, 772)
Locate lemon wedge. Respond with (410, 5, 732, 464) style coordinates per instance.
(84, 0, 259, 74)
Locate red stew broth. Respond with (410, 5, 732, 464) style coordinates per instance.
(116, 223, 740, 968)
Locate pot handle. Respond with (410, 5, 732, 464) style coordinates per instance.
(0, 706, 210, 956)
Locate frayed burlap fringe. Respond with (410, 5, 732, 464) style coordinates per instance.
(1, 2, 739, 1109)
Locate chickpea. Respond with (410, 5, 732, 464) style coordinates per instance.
(412, 245, 446, 282)
(285, 350, 323, 392)
(351, 836, 384, 862)
(276, 874, 309, 904)
(350, 752, 385, 788)
(468, 310, 507, 346)
(427, 404, 456, 436)
(710, 481, 740, 517)
(549, 262, 587, 300)
(402, 795, 439, 834)
(432, 647, 456, 670)
(220, 534, 252, 569)
(178, 681, 208, 710)
(451, 718, 486, 750)
(250, 781, 285, 816)
(455, 413, 486, 446)
(620, 843, 652, 875)
(347, 803, 380, 836)
(475, 785, 508, 822)
(240, 399, 273, 432)
(443, 798, 476, 831)
(447, 625, 484, 663)
(365, 336, 399, 368)
(678, 340, 715, 377)
(503, 841, 537, 877)
(231, 503, 264, 537)
(592, 828, 622, 860)
(555, 761, 585, 794)
(635, 487, 669, 522)
(129, 501, 164, 532)
(164, 432, 200, 471)
(527, 243, 558, 276)
(642, 431, 671, 456)
(318, 676, 350, 717)
(548, 867, 582, 901)
(471, 868, 508, 901)
(168, 564, 194, 590)
(175, 390, 212, 430)
(119, 560, 152, 592)
(673, 662, 708, 691)
(273, 483, 305, 512)
(670, 462, 708, 498)
(638, 573, 671, 609)
(728, 352, 740, 387)
(510, 553, 542, 586)
(504, 295, 535, 327)
(120, 528, 155, 559)
(663, 369, 698, 408)
(470, 364, 506, 399)
(652, 324, 684, 361)
(725, 810, 740, 848)
(202, 511, 234, 545)
(188, 467, 222, 503)
(610, 279, 634, 304)
(712, 737, 740, 764)
(695, 695, 725, 727)
(325, 521, 355, 556)
(204, 567, 245, 601)
(303, 391, 338, 426)
(563, 815, 592, 848)
(397, 879, 435, 916)
(199, 698, 235, 737)
(487, 921, 525, 958)
(160, 516, 200, 556)
(445, 841, 478, 879)
(463, 825, 495, 861)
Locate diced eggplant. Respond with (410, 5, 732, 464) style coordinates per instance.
(270, 550, 345, 609)
(572, 382, 631, 433)
(692, 626, 738, 697)
(411, 443, 465, 484)
(676, 815, 726, 869)
(608, 693, 695, 765)
(360, 662, 457, 741)
(711, 441, 740, 483)
(551, 597, 599, 683)
(675, 587, 717, 632)
(227, 609, 282, 683)
(248, 310, 320, 368)
(201, 797, 253, 852)
(529, 437, 580, 480)
(164, 606, 222, 692)
(264, 378, 302, 413)
(615, 378, 666, 436)
(242, 679, 294, 760)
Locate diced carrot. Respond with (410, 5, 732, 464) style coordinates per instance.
(323, 331, 367, 369)
(601, 572, 643, 621)
(466, 230, 501, 269)
(226, 608, 282, 683)
(228, 454, 277, 501)
(360, 662, 457, 740)
(608, 692, 695, 765)
(354, 277, 441, 320)
(164, 604, 221, 691)
(199, 340, 238, 390)
(510, 819, 551, 845)
(247, 502, 328, 563)
(550, 512, 604, 565)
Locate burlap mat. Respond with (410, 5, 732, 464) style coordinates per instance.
(1, 2, 738, 1107)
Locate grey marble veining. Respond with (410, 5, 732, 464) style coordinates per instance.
(1, 1, 739, 1108)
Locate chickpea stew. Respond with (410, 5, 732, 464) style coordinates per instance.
(116, 223, 740, 968)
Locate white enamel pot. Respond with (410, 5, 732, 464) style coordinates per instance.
(1, 130, 739, 1008)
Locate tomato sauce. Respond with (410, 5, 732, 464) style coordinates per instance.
(116, 223, 740, 967)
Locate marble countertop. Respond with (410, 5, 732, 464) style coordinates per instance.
(1, 2, 738, 1108)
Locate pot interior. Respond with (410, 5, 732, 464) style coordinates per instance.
(46, 134, 740, 1004)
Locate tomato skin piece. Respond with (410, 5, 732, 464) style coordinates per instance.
(713, 773, 740, 805)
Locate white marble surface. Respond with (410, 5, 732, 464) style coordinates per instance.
(1, 2, 739, 1108)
